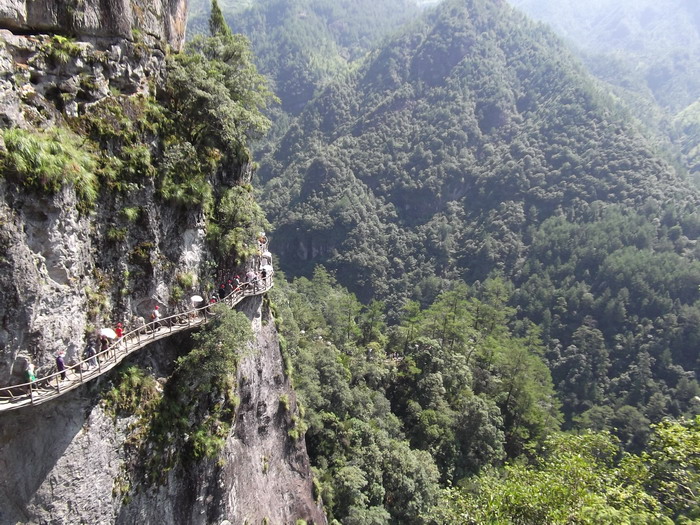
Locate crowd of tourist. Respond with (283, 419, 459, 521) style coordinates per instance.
(15, 235, 272, 393)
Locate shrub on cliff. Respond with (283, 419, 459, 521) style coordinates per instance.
(1, 127, 98, 209)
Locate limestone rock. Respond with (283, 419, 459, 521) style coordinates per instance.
(0, 0, 188, 51)
(0, 302, 326, 525)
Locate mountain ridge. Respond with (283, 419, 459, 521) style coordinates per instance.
(259, 0, 700, 433)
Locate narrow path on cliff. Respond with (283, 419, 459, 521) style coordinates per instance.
(0, 276, 274, 413)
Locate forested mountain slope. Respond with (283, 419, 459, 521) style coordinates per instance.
(509, 0, 700, 183)
(509, 0, 700, 113)
(261, 0, 700, 432)
(188, 0, 423, 114)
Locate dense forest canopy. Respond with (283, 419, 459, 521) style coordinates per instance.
(258, 0, 700, 442)
(271, 268, 700, 523)
(188, 0, 425, 114)
(509, 0, 700, 183)
(185, 0, 700, 521)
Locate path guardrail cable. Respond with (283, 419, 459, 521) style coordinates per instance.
(0, 275, 273, 413)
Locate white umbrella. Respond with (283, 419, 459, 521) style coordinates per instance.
(262, 251, 272, 259)
(190, 295, 204, 303)
(262, 264, 273, 273)
(100, 327, 117, 339)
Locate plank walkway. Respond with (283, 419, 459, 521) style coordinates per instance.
(0, 276, 273, 413)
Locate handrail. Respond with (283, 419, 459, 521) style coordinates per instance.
(0, 275, 273, 412)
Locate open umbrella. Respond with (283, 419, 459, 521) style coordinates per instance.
(190, 295, 204, 303)
(262, 251, 272, 259)
(100, 327, 117, 339)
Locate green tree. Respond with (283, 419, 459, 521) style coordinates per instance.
(431, 431, 670, 524)
(208, 0, 232, 38)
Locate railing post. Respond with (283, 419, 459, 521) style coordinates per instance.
(79, 363, 83, 383)
(29, 383, 34, 405)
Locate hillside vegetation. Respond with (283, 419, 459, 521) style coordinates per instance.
(272, 268, 700, 523)
(261, 0, 700, 442)
(510, 0, 700, 183)
(188, 0, 423, 115)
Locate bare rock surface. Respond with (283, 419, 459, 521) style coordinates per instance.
(0, 0, 188, 51)
(225, 296, 326, 524)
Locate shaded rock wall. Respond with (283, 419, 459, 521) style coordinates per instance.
(0, 300, 326, 525)
(0, 0, 188, 51)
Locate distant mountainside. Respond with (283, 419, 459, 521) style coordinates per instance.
(188, 0, 425, 114)
(261, 0, 700, 425)
(509, 0, 700, 181)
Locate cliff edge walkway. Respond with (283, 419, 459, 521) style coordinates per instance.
(0, 276, 273, 413)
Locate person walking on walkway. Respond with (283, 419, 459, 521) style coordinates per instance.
(151, 305, 161, 329)
(26, 363, 36, 383)
(246, 270, 256, 290)
(56, 351, 67, 380)
(100, 335, 109, 359)
(84, 341, 97, 368)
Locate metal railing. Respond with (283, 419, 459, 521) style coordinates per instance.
(0, 275, 273, 413)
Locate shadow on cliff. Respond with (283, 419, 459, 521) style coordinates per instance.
(0, 333, 192, 524)
(0, 387, 96, 523)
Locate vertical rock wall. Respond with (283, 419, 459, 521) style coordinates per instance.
(0, 27, 203, 387)
(0, 0, 188, 51)
(223, 296, 326, 524)
(0, 299, 326, 525)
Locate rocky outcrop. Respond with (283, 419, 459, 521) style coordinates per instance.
(0, 299, 326, 525)
(0, 26, 192, 387)
(0, 28, 167, 130)
(0, 6, 325, 524)
(0, 0, 188, 51)
(224, 296, 326, 524)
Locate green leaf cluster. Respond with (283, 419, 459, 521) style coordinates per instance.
(271, 267, 560, 522)
(431, 418, 700, 523)
(1, 127, 98, 209)
(144, 305, 253, 477)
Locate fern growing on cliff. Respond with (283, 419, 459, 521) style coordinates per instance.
(1, 127, 98, 208)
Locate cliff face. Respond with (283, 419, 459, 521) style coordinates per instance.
(0, 0, 188, 51)
(0, 299, 326, 524)
(0, 25, 185, 386)
(0, 3, 325, 523)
